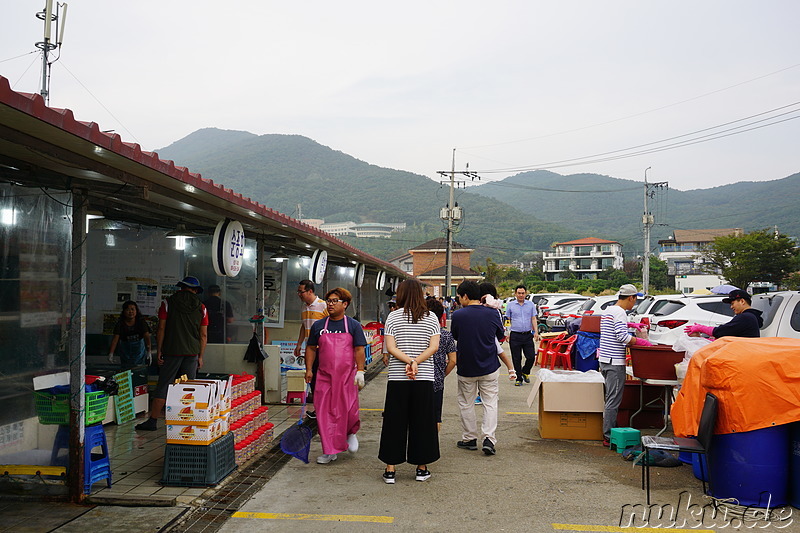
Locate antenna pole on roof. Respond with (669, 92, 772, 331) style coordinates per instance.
(35, 1, 68, 105)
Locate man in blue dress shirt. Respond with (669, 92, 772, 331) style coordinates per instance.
(505, 285, 540, 386)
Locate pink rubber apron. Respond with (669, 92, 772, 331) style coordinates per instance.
(315, 317, 361, 455)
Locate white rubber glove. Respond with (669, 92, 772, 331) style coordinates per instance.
(508, 369, 517, 381)
(107, 353, 115, 364)
(355, 370, 365, 390)
(146, 350, 153, 365)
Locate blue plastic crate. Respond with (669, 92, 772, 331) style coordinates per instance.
(160, 432, 236, 487)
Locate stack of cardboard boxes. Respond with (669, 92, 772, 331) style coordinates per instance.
(165, 377, 232, 445)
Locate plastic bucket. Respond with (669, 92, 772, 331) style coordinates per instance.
(790, 422, 800, 509)
(709, 425, 790, 507)
(678, 451, 693, 465)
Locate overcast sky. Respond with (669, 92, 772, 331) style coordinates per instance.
(2, 1, 798, 190)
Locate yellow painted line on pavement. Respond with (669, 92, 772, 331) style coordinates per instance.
(359, 408, 384, 411)
(552, 524, 713, 533)
(232, 512, 393, 523)
(505, 411, 536, 415)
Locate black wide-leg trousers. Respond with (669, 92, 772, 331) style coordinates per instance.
(378, 380, 440, 466)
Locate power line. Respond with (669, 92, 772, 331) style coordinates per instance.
(475, 101, 800, 174)
(460, 62, 800, 151)
(56, 60, 141, 145)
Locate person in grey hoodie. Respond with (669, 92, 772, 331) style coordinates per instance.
(136, 276, 208, 431)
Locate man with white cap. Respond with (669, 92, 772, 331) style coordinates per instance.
(598, 284, 652, 446)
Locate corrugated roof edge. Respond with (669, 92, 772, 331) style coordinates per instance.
(0, 76, 402, 276)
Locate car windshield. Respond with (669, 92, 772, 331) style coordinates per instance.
(579, 299, 594, 312)
(752, 294, 783, 328)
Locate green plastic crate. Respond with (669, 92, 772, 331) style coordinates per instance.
(34, 390, 109, 425)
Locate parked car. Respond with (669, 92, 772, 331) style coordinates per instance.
(647, 295, 735, 345)
(527, 292, 583, 306)
(543, 300, 587, 330)
(630, 294, 685, 325)
(750, 291, 800, 338)
(535, 294, 588, 318)
(576, 295, 622, 316)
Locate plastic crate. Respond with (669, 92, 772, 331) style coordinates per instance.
(35, 390, 110, 425)
(161, 432, 236, 487)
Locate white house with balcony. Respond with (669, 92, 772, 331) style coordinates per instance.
(543, 238, 623, 281)
(658, 228, 741, 293)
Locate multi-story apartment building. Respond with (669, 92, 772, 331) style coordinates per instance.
(658, 228, 742, 293)
(542, 238, 623, 281)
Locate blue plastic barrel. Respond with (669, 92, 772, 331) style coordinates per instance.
(709, 425, 790, 507)
(678, 451, 693, 465)
(790, 422, 800, 509)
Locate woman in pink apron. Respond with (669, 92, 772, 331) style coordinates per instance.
(304, 287, 367, 464)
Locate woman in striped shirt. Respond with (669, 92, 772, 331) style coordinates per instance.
(378, 279, 441, 484)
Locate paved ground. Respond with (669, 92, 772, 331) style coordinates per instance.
(212, 369, 726, 533)
(3, 364, 795, 532)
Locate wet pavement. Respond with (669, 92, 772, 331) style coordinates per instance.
(1, 361, 795, 532)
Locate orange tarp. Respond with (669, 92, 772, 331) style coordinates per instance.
(671, 337, 800, 437)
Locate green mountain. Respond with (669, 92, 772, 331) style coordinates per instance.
(157, 129, 799, 262)
(470, 170, 800, 254)
(155, 128, 573, 263)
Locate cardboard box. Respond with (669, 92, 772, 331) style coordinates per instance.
(166, 423, 218, 445)
(538, 394, 604, 440)
(528, 377, 605, 441)
(543, 381, 604, 412)
(286, 370, 306, 392)
(165, 382, 216, 426)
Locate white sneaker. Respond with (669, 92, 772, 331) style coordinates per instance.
(347, 433, 359, 453)
(316, 454, 338, 464)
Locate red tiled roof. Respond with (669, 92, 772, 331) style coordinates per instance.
(0, 76, 400, 274)
(553, 237, 620, 246)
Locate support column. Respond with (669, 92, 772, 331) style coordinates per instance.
(68, 189, 87, 503)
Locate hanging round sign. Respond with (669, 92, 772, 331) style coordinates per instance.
(354, 263, 366, 288)
(212, 219, 245, 277)
(375, 271, 386, 291)
(309, 249, 328, 285)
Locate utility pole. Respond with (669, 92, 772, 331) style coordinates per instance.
(641, 167, 668, 294)
(436, 150, 479, 297)
(35, 0, 68, 105)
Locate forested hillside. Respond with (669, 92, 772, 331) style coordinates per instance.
(156, 129, 573, 262)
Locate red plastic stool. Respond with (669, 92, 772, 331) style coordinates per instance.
(286, 391, 306, 404)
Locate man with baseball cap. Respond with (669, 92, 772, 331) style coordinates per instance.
(136, 276, 209, 431)
(598, 284, 652, 446)
(685, 288, 763, 339)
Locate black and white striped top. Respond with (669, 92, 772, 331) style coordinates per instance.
(384, 308, 440, 382)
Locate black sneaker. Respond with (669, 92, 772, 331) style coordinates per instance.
(135, 418, 157, 431)
(457, 439, 478, 450)
(522, 374, 531, 383)
(306, 411, 317, 420)
(415, 468, 431, 482)
(482, 438, 496, 456)
(382, 470, 396, 484)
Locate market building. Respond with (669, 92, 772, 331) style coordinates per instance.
(0, 76, 405, 501)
